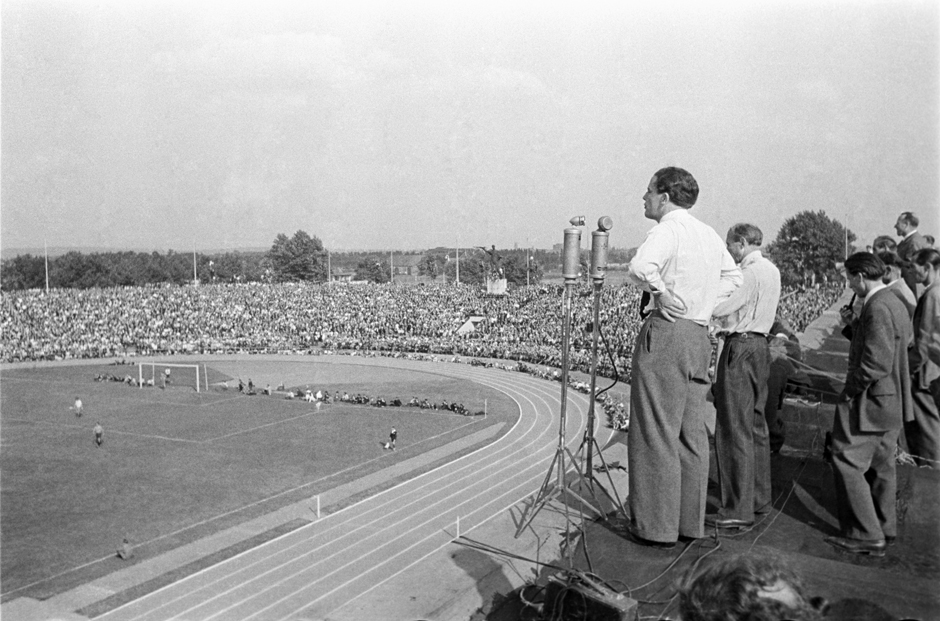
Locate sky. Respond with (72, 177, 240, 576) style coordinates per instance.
(2, 0, 938, 254)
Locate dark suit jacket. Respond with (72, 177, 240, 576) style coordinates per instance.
(844, 287, 913, 431)
(898, 231, 930, 295)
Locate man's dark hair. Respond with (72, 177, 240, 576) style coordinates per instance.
(872, 235, 897, 254)
(653, 167, 699, 208)
(729, 223, 764, 247)
(679, 553, 822, 621)
(899, 212, 919, 228)
(913, 247, 940, 269)
(875, 251, 904, 269)
(845, 252, 887, 281)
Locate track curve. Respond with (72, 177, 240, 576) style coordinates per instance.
(96, 356, 599, 621)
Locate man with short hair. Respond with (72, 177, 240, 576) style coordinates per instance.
(895, 212, 929, 296)
(825, 252, 912, 556)
(625, 167, 742, 547)
(679, 553, 823, 621)
(876, 250, 916, 318)
(908, 247, 940, 468)
(709, 223, 781, 529)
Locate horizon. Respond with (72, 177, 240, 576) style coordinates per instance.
(2, 2, 938, 253)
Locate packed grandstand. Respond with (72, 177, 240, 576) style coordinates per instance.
(0, 281, 843, 375)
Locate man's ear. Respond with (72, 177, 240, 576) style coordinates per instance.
(661, 193, 669, 206)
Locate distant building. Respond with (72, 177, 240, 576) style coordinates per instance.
(392, 254, 423, 276)
(332, 268, 356, 282)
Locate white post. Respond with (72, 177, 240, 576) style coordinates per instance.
(192, 240, 198, 285)
(390, 250, 393, 284)
(327, 251, 331, 285)
(44, 239, 50, 292)
(456, 515, 460, 538)
(456, 242, 460, 285)
(317, 495, 321, 519)
(484, 398, 487, 418)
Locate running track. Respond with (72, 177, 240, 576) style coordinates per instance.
(95, 356, 601, 621)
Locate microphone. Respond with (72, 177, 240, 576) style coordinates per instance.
(562, 227, 582, 282)
(590, 216, 613, 284)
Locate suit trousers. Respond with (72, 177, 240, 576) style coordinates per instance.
(906, 378, 940, 469)
(628, 315, 711, 542)
(830, 401, 899, 541)
(764, 357, 790, 453)
(714, 334, 772, 521)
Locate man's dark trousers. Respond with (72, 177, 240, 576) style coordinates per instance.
(714, 332, 772, 521)
(831, 402, 899, 540)
(629, 314, 711, 542)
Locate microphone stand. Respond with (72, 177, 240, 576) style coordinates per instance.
(514, 222, 606, 544)
(569, 218, 628, 520)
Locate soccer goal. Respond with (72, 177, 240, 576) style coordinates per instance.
(138, 362, 208, 392)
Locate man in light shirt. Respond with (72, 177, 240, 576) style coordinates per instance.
(708, 223, 781, 529)
(625, 167, 742, 548)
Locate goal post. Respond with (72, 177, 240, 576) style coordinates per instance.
(138, 362, 208, 392)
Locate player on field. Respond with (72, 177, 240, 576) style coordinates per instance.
(73, 397, 83, 418)
(93, 422, 103, 447)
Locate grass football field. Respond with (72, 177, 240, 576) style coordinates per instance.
(0, 357, 518, 601)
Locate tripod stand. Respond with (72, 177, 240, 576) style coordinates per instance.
(514, 225, 607, 540)
(575, 279, 628, 519)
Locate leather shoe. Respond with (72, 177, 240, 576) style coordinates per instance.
(704, 514, 753, 529)
(624, 523, 676, 549)
(823, 536, 886, 557)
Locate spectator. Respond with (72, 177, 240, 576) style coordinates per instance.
(679, 552, 823, 621)
(894, 212, 930, 296)
(907, 247, 940, 469)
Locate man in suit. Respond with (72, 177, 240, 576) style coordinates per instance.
(908, 248, 940, 468)
(625, 167, 742, 548)
(825, 252, 912, 556)
(895, 212, 929, 296)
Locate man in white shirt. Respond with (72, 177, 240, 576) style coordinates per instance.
(625, 167, 743, 548)
(709, 223, 781, 529)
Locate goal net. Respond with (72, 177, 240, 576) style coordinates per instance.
(138, 362, 207, 392)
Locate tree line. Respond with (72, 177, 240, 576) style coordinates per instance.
(0, 211, 854, 291)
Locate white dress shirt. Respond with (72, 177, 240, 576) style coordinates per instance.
(628, 209, 743, 325)
(713, 250, 781, 334)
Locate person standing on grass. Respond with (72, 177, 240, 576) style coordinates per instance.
(93, 422, 103, 448)
(74, 397, 83, 418)
(389, 427, 397, 450)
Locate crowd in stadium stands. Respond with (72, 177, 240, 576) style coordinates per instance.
(0, 281, 843, 376)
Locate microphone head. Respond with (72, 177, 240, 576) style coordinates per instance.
(597, 216, 613, 232)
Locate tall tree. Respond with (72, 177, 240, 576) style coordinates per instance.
(418, 253, 446, 279)
(766, 210, 856, 287)
(267, 230, 326, 282)
(0, 254, 46, 290)
(354, 257, 390, 283)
